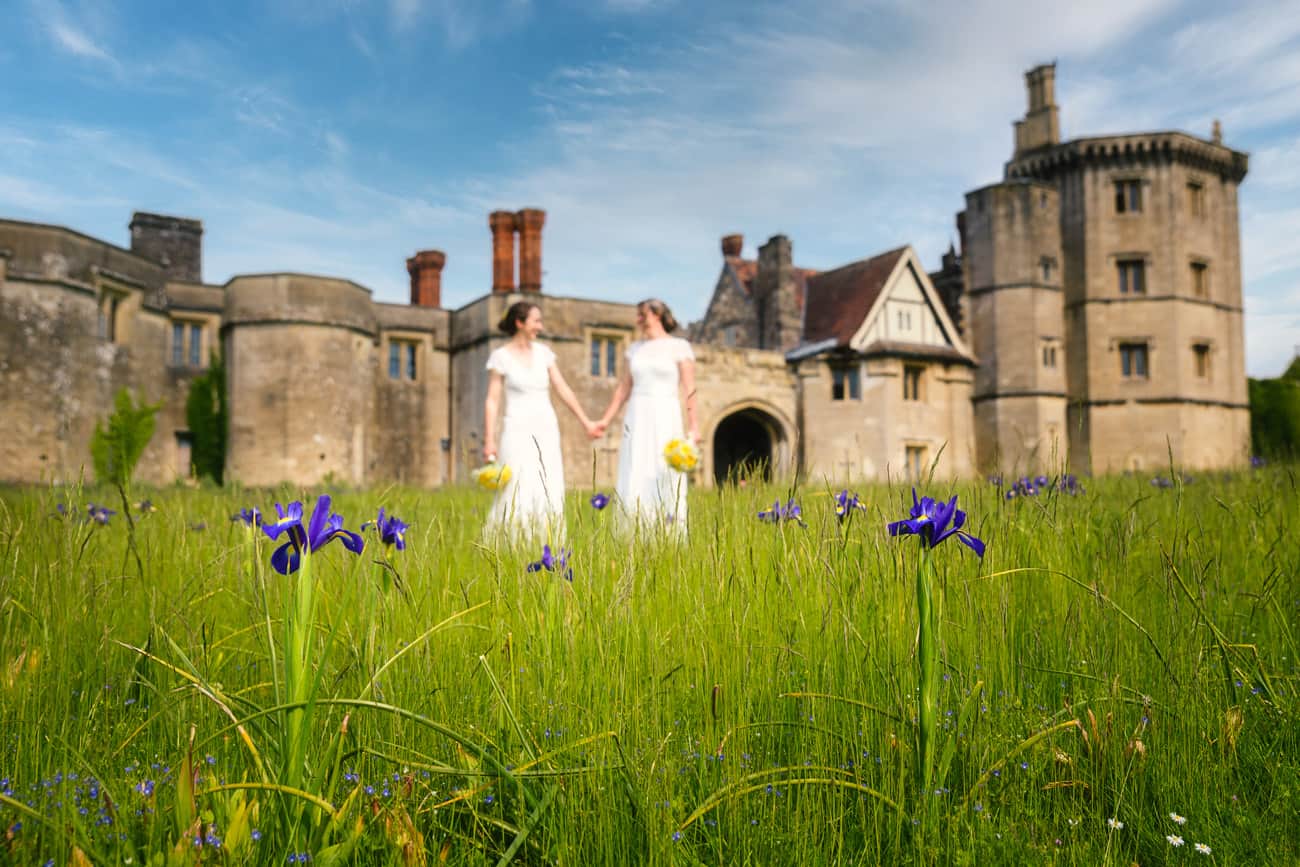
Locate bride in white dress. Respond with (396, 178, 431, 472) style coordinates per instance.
(483, 301, 600, 541)
(596, 299, 699, 534)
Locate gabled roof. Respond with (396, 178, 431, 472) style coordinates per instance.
(723, 256, 817, 313)
(801, 246, 908, 347)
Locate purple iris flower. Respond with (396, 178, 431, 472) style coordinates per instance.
(231, 508, 263, 527)
(1004, 476, 1039, 499)
(261, 495, 365, 575)
(887, 488, 985, 557)
(1250, 455, 1265, 469)
(590, 492, 610, 510)
(362, 508, 408, 550)
(833, 490, 864, 522)
(1056, 474, 1085, 495)
(526, 545, 573, 582)
(87, 504, 115, 525)
(758, 498, 805, 525)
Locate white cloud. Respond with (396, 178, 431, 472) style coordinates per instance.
(29, 0, 122, 73)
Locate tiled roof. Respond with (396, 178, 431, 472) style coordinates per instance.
(725, 257, 817, 313)
(801, 246, 908, 347)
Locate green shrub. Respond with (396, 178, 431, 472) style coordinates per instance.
(185, 352, 228, 483)
(90, 388, 162, 487)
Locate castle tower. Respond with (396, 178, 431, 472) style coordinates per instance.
(990, 66, 1250, 472)
(960, 180, 1068, 472)
(223, 275, 378, 486)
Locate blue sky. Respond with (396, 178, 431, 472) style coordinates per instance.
(3, 0, 1298, 377)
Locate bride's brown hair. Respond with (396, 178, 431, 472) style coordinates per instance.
(498, 301, 540, 336)
(638, 298, 678, 333)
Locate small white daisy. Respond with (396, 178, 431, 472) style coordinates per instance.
(1107, 817, 1124, 830)
(1170, 812, 1187, 825)
(1195, 843, 1212, 855)
(1167, 835, 1185, 847)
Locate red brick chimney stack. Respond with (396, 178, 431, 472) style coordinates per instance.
(721, 233, 743, 258)
(489, 210, 517, 293)
(516, 208, 546, 293)
(406, 249, 445, 307)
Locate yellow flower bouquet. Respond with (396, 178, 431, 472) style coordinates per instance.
(663, 438, 699, 473)
(473, 462, 513, 491)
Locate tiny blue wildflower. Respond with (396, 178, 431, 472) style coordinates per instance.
(833, 489, 866, 522)
(672, 831, 682, 842)
(757, 498, 805, 525)
(251, 829, 262, 842)
(590, 492, 610, 510)
(231, 508, 263, 527)
(87, 503, 115, 525)
(526, 544, 574, 582)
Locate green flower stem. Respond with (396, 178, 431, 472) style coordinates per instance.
(916, 547, 937, 798)
(283, 550, 316, 794)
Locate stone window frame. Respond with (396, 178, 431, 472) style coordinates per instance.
(1189, 257, 1210, 299)
(829, 362, 861, 402)
(1040, 256, 1058, 285)
(1040, 337, 1059, 369)
(1187, 178, 1206, 219)
(95, 278, 134, 345)
(586, 327, 630, 380)
(1191, 339, 1214, 380)
(1116, 339, 1151, 380)
(1112, 175, 1145, 215)
(902, 363, 925, 402)
(1113, 254, 1149, 296)
(169, 317, 208, 369)
(384, 332, 424, 383)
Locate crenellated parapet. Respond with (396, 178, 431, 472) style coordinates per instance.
(1006, 132, 1248, 183)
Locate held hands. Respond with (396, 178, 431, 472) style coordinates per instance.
(585, 419, 608, 440)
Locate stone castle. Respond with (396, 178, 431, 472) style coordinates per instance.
(0, 65, 1250, 489)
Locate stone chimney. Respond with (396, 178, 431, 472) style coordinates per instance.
(129, 211, 203, 283)
(516, 208, 546, 293)
(489, 210, 517, 293)
(721, 233, 744, 258)
(1212, 119, 1223, 145)
(1013, 63, 1060, 158)
(406, 249, 445, 308)
(755, 234, 800, 352)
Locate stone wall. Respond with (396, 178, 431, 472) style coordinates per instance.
(224, 275, 378, 487)
(797, 356, 974, 483)
(961, 180, 1067, 472)
(693, 345, 798, 484)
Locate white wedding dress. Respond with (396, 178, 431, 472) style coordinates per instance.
(616, 336, 694, 534)
(483, 343, 565, 542)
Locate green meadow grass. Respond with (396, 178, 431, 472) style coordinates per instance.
(0, 469, 1297, 865)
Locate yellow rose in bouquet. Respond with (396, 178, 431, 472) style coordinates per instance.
(474, 462, 513, 491)
(663, 438, 699, 473)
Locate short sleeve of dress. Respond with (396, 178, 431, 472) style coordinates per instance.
(486, 348, 509, 375)
(675, 338, 695, 362)
(536, 343, 557, 368)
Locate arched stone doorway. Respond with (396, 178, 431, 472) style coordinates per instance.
(712, 406, 787, 484)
